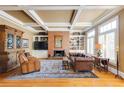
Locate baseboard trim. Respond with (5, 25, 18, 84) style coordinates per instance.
(108, 66, 124, 78)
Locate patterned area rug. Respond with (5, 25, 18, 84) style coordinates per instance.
(6, 60, 98, 80)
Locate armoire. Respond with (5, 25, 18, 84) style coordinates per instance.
(0, 25, 23, 73)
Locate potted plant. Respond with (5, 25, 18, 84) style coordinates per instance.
(95, 43, 102, 57)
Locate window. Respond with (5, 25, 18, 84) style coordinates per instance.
(87, 30, 95, 55)
(98, 17, 118, 65)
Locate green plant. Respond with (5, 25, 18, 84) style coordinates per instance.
(97, 49, 102, 57)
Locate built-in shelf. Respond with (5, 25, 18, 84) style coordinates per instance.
(32, 33, 48, 58)
(69, 31, 86, 53)
(33, 35, 48, 42)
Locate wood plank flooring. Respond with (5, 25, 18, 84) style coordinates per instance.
(0, 68, 124, 87)
(0, 56, 124, 87)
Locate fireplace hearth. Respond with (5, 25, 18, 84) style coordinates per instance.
(54, 50, 65, 57)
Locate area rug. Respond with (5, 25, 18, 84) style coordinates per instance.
(6, 60, 98, 80)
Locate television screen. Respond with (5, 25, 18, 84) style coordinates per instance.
(34, 41, 48, 50)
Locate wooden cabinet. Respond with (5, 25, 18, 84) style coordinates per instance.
(0, 25, 23, 73)
(0, 52, 8, 73)
(7, 51, 17, 71)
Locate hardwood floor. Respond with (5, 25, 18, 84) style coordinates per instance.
(0, 68, 124, 87)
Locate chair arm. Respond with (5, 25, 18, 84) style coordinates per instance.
(28, 56, 38, 61)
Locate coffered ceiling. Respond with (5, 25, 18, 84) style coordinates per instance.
(0, 5, 123, 33)
(36, 10, 73, 23)
(5, 10, 36, 23)
(78, 9, 107, 22)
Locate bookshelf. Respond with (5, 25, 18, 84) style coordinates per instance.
(32, 32, 48, 58)
(69, 31, 86, 53)
(33, 35, 48, 42)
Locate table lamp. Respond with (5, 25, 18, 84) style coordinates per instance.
(95, 43, 101, 49)
(95, 43, 102, 57)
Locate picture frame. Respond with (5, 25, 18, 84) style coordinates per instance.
(22, 38, 29, 48)
(54, 35, 62, 48)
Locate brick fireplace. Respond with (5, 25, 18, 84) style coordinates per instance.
(48, 31, 69, 57)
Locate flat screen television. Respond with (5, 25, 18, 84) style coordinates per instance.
(34, 41, 48, 50)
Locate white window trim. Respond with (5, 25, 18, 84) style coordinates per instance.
(87, 29, 95, 55)
(99, 16, 118, 29)
(98, 16, 119, 66)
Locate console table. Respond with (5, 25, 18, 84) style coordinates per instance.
(100, 58, 109, 72)
(94, 56, 109, 72)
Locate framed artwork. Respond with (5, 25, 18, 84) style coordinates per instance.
(16, 36, 21, 48)
(7, 33, 14, 49)
(22, 39, 29, 48)
(54, 35, 62, 48)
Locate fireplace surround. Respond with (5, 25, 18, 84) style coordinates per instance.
(54, 50, 65, 57)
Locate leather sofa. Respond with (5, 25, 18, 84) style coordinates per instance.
(68, 55, 94, 72)
(74, 57, 94, 72)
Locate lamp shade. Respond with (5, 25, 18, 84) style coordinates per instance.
(116, 46, 119, 52)
(95, 43, 101, 49)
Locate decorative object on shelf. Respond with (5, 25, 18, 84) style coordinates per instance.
(35, 37, 38, 41)
(22, 39, 29, 48)
(40, 37, 48, 41)
(16, 36, 21, 48)
(54, 35, 62, 48)
(95, 43, 102, 57)
(7, 33, 14, 49)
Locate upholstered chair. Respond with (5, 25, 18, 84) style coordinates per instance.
(26, 53, 41, 71)
(18, 52, 40, 74)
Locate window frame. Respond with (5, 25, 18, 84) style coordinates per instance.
(98, 16, 119, 66)
(87, 29, 95, 55)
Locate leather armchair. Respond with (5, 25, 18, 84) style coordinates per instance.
(18, 52, 40, 74)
